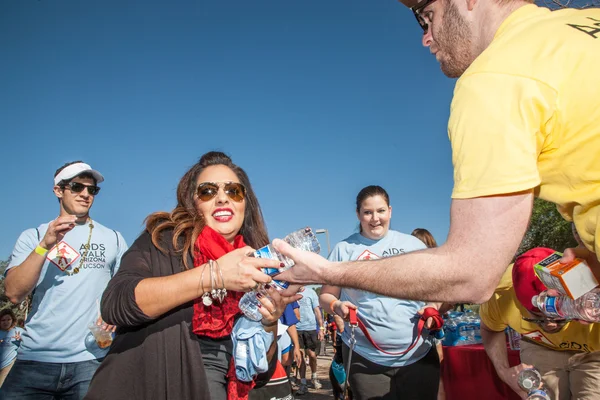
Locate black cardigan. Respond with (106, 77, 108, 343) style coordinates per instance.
(85, 230, 211, 400)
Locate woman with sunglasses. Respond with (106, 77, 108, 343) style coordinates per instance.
(86, 152, 300, 400)
(319, 185, 445, 400)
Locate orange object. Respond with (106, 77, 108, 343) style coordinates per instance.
(534, 252, 598, 300)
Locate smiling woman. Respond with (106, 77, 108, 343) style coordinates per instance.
(319, 185, 445, 400)
(85, 151, 298, 400)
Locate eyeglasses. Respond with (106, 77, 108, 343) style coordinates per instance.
(412, 0, 439, 33)
(521, 316, 567, 324)
(61, 182, 101, 196)
(196, 182, 246, 203)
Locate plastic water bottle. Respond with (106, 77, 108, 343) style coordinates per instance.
(532, 288, 600, 322)
(527, 389, 551, 400)
(518, 368, 542, 392)
(238, 227, 321, 321)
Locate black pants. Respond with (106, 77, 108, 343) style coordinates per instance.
(342, 344, 440, 400)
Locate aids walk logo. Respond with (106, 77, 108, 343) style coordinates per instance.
(356, 249, 380, 261)
(47, 241, 79, 271)
(522, 330, 554, 347)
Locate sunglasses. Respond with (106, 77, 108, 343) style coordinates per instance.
(522, 316, 567, 324)
(413, 0, 439, 33)
(196, 182, 246, 203)
(61, 181, 101, 196)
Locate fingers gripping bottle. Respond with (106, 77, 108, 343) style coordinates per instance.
(518, 368, 542, 392)
(238, 227, 321, 321)
(518, 368, 550, 399)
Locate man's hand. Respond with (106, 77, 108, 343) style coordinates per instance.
(40, 216, 77, 250)
(293, 347, 302, 365)
(497, 363, 535, 399)
(561, 245, 600, 280)
(273, 239, 331, 286)
(96, 316, 117, 333)
(318, 329, 325, 341)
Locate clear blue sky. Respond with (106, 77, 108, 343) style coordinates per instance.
(0, 0, 457, 259)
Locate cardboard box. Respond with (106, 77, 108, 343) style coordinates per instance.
(533, 251, 599, 300)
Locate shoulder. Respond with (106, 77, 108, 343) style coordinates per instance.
(387, 231, 426, 251)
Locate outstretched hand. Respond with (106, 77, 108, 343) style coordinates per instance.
(217, 247, 281, 292)
(272, 239, 331, 291)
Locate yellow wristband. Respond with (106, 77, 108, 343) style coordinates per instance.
(34, 245, 48, 256)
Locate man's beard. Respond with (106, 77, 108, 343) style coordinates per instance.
(436, 0, 473, 78)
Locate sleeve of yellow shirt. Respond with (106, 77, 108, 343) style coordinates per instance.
(448, 72, 557, 199)
(480, 292, 509, 333)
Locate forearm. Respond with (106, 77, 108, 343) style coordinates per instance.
(5, 253, 46, 304)
(288, 325, 300, 349)
(134, 264, 208, 319)
(323, 246, 499, 304)
(263, 322, 278, 362)
(481, 325, 510, 374)
(314, 307, 324, 328)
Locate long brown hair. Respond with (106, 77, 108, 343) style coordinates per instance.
(145, 151, 269, 269)
(411, 228, 438, 248)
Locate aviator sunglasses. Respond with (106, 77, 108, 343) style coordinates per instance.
(60, 181, 101, 196)
(196, 182, 246, 203)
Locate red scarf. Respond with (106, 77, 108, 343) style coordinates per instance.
(192, 226, 246, 338)
(192, 226, 255, 399)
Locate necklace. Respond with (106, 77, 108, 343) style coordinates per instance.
(64, 218, 94, 276)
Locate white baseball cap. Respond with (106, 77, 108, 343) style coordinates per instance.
(54, 162, 104, 186)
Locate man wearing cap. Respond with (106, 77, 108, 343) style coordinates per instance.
(274, 0, 600, 305)
(480, 248, 600, 399)
(2, 161, 128, 399)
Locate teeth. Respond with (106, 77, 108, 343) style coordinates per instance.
(214, 211, 232, 217)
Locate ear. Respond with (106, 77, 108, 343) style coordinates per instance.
(53, 185, 64, 200)
(389, 205, 393, 219)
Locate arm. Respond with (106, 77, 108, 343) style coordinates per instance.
(287, 324, 302, 365)
(313, 304, 325, 341)
(102, 236, 278, 327)
(276, 193, 533, 304)
(5, 217, 77, 303)
(481, 321, 530, 398)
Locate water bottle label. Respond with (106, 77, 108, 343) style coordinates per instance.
(545, 297, 558, 315)
(253, 245, 290, 289)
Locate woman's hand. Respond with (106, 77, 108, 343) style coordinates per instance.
(257, 285, 303, 327)
(331, 299, 357, 320)
(216, 247, 282, 292)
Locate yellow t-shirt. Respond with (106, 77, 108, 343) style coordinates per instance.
(480, 265, 600, 353)
(448, 5, 600, 256)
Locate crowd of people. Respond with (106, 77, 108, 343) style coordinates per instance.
(1, 0, 599, 399)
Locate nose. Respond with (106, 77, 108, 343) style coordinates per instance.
(215, 187, 229, 204)
(422, 29, 433, 47)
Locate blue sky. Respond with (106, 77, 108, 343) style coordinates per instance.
(0, 0, 457, 259)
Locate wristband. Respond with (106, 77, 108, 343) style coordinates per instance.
(34, 245, 48, 256)
(329, 299, 339, 313)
